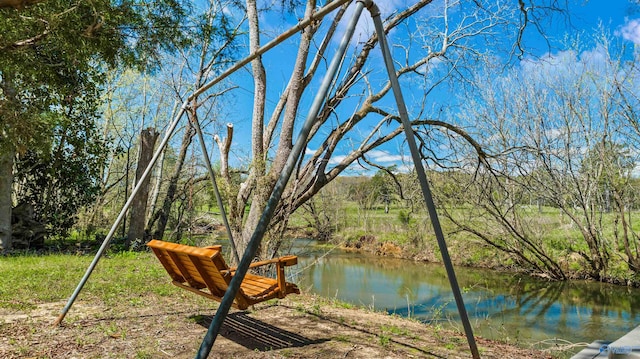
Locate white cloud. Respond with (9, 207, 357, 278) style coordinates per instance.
(617, 18, 640, 45)
(520, 50, 577, 80)
(368, 149, 403, 163)
(518, 45, 613, 84)
(580, 45, 609, 70)
(324, 149, 405, 170)
(396, 163, 414, 173)
(545, 128, 563, 141)
(305, 147, 316, 156)
(328, 154, 347, 165)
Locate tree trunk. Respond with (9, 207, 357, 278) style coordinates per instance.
(146, 149, 165, 229)
(214, 123, 233, 180)
(0, 146, 14, 252)
(126, 127, 159, 248)
(235, 0, 268, 255)
(148, 118, 195, 240)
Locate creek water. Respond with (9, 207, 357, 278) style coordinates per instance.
(287, 241, 640, 348)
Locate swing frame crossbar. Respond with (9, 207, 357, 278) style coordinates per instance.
(54, 1, 480, 358)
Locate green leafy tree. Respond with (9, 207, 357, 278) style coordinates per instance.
(371, 170, 393, 212)
(13, 107, 108, 238)
(0, 0, 191, 250)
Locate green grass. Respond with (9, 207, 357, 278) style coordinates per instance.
(379, 333, 391, 347)
(381, 324, 412, 337)
(0, 251, 181, 310)
(333, 334, 350, 342)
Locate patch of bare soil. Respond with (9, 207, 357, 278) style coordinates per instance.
(0, 293, 557, 358)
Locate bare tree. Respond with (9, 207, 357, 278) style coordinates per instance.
(212, 0, 562, 259)
(442, 33, 640, 280)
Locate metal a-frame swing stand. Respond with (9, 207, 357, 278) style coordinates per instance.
(54, 1, 480, 358)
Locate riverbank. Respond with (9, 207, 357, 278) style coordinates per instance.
(329, 231, 640, 287)
(0, 292, 560, 358)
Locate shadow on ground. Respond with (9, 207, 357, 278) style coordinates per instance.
(192, 311, 329, 351)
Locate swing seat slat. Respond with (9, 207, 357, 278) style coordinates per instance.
(147, 239, 300, 310)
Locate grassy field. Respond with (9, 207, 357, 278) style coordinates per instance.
(0, 251, 178, 311)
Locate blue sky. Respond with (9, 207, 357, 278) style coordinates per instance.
(213, 0, 640, 176)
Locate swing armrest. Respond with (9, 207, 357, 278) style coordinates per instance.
(224, 255, 298, 273)
(224, 255, 298, 293)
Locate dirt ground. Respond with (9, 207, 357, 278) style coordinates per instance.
(0, 293, 558, 358)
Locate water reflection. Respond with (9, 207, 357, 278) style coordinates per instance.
(292, 247, 640, 345)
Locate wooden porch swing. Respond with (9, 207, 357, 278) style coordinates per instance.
(147, 239, 300, 310)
